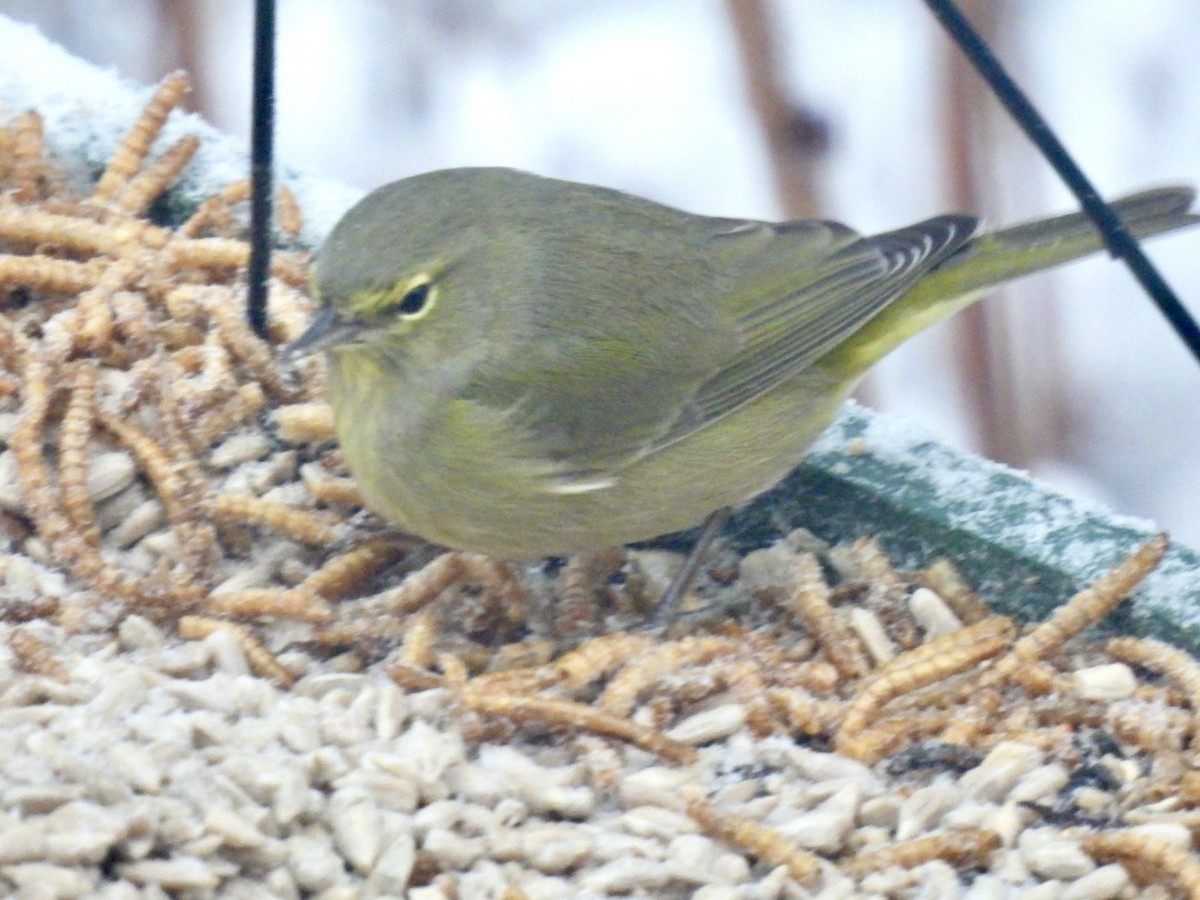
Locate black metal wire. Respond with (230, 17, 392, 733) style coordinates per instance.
(247, 0, 276, 341)
(924, 0, 1200, 367)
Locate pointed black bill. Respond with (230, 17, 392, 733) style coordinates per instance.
(284, 306, 362, 358)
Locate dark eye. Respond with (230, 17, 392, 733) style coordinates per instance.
(397, 283, 430, 316)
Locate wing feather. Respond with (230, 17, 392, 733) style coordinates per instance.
(664, 214, 977, 441)
(460, 202, 977, 488)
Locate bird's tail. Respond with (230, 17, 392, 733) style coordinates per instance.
(823, 186, 1198, 377)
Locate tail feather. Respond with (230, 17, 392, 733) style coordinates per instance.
(821, 186, 1198, 377)
(940, 186, 1199, 293)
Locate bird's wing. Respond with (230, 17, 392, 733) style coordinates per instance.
(659, 213, 978, 443)
(458, 213, 976, 490)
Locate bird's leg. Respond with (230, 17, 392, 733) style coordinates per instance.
(650, 507, 731, 627)
(554, 548, 626, 642)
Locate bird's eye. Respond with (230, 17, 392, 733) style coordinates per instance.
(397, 282, 430, 316)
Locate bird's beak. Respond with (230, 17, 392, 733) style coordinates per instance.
(284, 306, 363, 358)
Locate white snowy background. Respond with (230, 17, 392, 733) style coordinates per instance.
(2, 0, 1199, 546)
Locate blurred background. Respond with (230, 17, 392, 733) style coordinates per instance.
(2, 0, 1198, 545)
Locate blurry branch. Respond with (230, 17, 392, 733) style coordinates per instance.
(928, 0, 1200, 368)
(940, 1, 1067, 467)
(153, 2, 211, 116)
(724, 0, 875, 399)
(942, 1, 1018, 463)
(724, 0, 828, 218)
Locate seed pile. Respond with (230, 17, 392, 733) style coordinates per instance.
(1, 74, 1199, 898)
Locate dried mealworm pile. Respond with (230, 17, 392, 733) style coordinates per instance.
(1, 75, 1199, 899)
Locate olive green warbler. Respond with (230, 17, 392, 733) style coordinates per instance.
(292, 168, 1197, 559)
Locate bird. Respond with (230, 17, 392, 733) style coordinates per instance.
(290, 168, 1197, 611)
